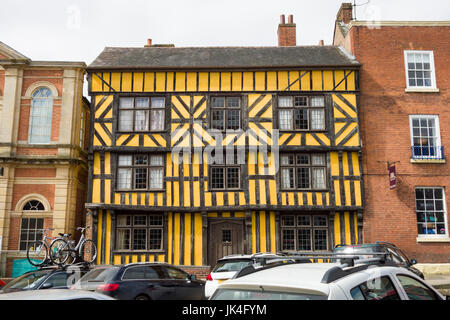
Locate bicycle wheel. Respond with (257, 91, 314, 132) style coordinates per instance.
(79, 239, 97, 264)
(49, 239, 70, 265)
(27, 241, 48, 266)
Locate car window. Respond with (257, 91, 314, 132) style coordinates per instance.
(350, 286, 365, 300)
(43, 273, 69, 288)
(213, 260, 252, 272)
(81, 267, 119, 283)
(165, 267, 189, 280)
(122, 266, 146, 280)
(144, 266, 164, 280)
(396, 275, 438, 300)
(352, 276, 400, 300)
(2, 271, 49, 290)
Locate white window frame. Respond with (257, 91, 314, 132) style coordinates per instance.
(404, 50, 437, 90)
(415, 187, 448, 238)
(408, 115, 442, 159)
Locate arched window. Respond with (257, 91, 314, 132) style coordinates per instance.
(23, 200, 45, 211)
(29, 87, 53, 144)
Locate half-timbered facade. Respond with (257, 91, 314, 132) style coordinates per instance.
(86, 37, 363, 271)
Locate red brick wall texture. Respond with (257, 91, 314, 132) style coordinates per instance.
(351, 26, 450, 262)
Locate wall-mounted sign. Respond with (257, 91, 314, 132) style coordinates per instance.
(389, 164, 397, 189)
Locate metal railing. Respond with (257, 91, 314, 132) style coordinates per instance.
(411, 146, 444, 160)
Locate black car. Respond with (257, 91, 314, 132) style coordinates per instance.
(333, 242, 424, 279)
(0, 266, 90, 293)
(74, 263, 205, 300)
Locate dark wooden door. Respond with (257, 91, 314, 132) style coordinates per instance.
(208, 220, 244, 266)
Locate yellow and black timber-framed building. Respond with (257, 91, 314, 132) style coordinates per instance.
(85, 45, 363, 270)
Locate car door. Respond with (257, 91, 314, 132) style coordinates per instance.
(393, 273, 443, 300)
(143, 266, 176, 300)
(163, 266, 203, 300)
(119, 266, 148, 299)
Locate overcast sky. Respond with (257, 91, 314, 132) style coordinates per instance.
(1, 0, 449, 65)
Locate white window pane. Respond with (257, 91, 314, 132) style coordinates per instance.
(149, 168, 163, 189)
(278, 97, 292, 107)
(422, 53, 430, 63)
(119, 110, 133, 131)
(311, 154, 325, 166)
(118, 155, 132, 166)
(407, 53, 415, 63)
(120, 97, 134, 109)
(135, 110, 149, 131)
(281, 168, 294, 189)
(310, 109, 325, 130)
(135, 97, 149, 108)
(150, 155, 163, 166)
(312, 168, 326, 189)
(151, 97, 165, 108)
(150, 110, 164, 131)
(279, 110, 292, 130)
(310, 96, 324, 107)
(118, 168, 132, 189)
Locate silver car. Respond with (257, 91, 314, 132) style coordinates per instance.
(0, 289, 115, 300)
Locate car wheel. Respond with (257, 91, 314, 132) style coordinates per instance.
(135, 294, 150, 301)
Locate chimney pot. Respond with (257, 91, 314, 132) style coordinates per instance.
(318, 40, 324, 46)
(280, 14, 285, 24)
(288, 15, 293, 24)
(147, 39, 152, 46)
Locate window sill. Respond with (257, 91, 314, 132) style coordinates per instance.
(405, 88, 440, 93)
(410, 158, 446, 164)
(416, 236, 450, 243)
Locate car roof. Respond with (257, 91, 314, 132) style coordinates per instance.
(218, 253, 283, 261)
(218, 263, 342, 295)
(0, 289, 115, 300)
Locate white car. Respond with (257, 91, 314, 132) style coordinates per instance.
(204, 253, 289, 299)
(0, 288, 116, 300)
(210, 259, 447, 300)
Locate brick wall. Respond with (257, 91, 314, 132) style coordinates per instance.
(11, 183, 55, 210)
(349, 26, 450, 263)
(179, 266, 211, 280)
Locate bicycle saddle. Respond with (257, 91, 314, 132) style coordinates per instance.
(58, 233, 72, 237)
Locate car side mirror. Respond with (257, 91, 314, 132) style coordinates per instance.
(410, 259, 417, 265)
(41, 282, 53, 289)
(189, 274, 196, 281)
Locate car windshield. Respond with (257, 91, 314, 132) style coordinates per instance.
(2, 270, 50, 290)
(213, 260, 252, 273)
(80, 267, 119, 283)
(212, 288, 327, 300)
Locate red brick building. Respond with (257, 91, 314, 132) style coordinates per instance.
(0, 42, 89, 276)
(333, 3, 450, 263)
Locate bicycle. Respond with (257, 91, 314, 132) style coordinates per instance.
(26, 228, 54, 266)
(48, 226, 97, 266)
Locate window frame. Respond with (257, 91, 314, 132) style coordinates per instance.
(19, 217, 44, 251)
(414, 187, 448, 238)
(409, 115, 442, 159)
(209, 165, 241, 191)
(277, 95, 326, 132)
(280, 214, 330, 252)
(404, 50, 437, 90)
(118, 96, 166, 133)
(116, 154, 165, 192)
(115, 214, 164, 252)
(279, 153, 327, 191)
(28, 87, 53, 145)
(209, 96, 242, 131)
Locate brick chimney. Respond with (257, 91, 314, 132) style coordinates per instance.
(337, 3, 353, 24)
(144, 39, 152, 47)
(277, 14, 296, 47)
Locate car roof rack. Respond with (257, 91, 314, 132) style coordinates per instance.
(233, 252, 398, 281)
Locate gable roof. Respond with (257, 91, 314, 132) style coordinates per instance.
(87, 45, 360, 70)
(0, 41, 31, 64)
